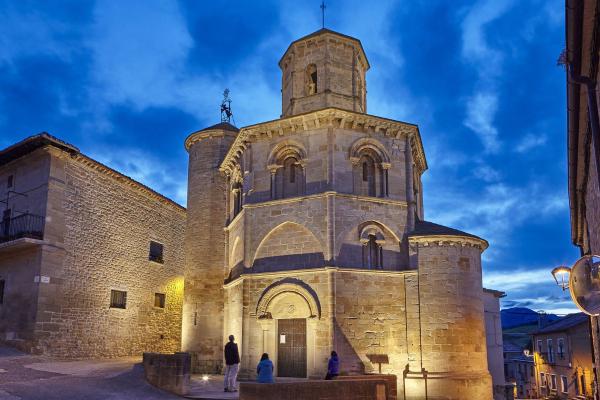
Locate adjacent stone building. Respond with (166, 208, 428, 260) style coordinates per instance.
(0, 28, 498, 399)
(0, 135, 186, 357)
(532, 313, 593, 399)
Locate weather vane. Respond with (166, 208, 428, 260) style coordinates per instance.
(220, 89, 233, 123)
(320, 1, 326, 29)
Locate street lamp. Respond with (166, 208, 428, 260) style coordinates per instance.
(551, 255, 600, 316)
(551, 265, 572, 291)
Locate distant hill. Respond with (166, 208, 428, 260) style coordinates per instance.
(501, 307, 559, 330)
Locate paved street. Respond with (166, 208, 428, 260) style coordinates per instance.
(0, 346, 181, 400)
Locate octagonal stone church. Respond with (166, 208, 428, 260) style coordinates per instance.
(182, 29, 492, 399)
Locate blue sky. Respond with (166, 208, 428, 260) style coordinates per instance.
(0, 0, 578, 313)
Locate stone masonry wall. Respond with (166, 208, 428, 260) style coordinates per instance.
(0, 149, 51, 347)
(409, 241, 492, 400)
(33, 150, 186, 358)
(334, 270, 410, 376)
(183, 130, 235, 373)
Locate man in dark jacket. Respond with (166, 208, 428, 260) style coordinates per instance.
(224, 335, 240, 392)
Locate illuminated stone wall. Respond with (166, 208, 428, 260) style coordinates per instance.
(182, 126, 236, 373)
(32, 148, 187, 358)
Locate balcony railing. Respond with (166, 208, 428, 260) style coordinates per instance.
(0, 213, 45, 243)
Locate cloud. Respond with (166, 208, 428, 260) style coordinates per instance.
(460, 0, 514, 153)
(426, 181, 568, 260)
(473, 163, 501, 182)
(464, 92, 500, 153)
(515, 133, 548, 153)
(460, 0, 514, 79)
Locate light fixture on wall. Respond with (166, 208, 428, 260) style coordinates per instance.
(551, 265, 572, 291)
(551, 255, 600, 316)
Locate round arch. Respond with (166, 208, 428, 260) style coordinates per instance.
(255, 278, 321, 319)
(349, 137, 391, 164)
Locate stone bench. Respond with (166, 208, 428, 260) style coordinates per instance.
(142, 352, 191, 396)
(239, 374, 397, 400)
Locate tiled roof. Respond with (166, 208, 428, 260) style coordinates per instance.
(199, 122, 239, 132)
(503, 341, 524, 353)
(409, 220, 483, 240)
(0, 132, 185, 211)
(533, 313, 588, 334)
(0, 132, 78, 166)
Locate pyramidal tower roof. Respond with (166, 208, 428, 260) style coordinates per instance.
(279, 28, 370, 68)
(279, 28, 370, 117)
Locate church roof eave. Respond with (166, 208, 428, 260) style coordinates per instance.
(408, 220, 488, 251)
(278, 28, 370, 70)
(218, 107, 427, 175)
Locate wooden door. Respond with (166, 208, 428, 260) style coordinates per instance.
(277, 318, 307, 378)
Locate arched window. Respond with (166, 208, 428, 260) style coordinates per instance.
(231, 181, 243, 219)
(282, 156, 300, 197)
(305, 64, 317, 95)
(360, 155, 376, 197)
(350, 139, 391, 198)
(363, 234, 382, 269)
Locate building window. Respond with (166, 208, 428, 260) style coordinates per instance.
(360, 155, 377, 197)
(580, 373, 586, 395)
(363, 234, 382, 269)
(547, 339, 554, 363)
(232, 181, 243, 218)
(550, 374, 557, 391)
(110, 290, 127, 309)
(557, 337, 565, 359)
(305, 64, 317, 95)
(149, 241, 164, 263)
(540, 372, 545, 387)
(561, 375, 568, 393)
(0, 279, 5, 304)
(7, 175, 13, 189)
(537, 339, 543, 353)
(154, 293, 165, 308)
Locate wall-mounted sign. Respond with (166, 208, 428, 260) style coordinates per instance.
(34, 276, 50, 284)
(280, 334, 286, 344)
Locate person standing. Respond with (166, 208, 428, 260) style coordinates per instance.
(224, 335, 240, 392)
(325, 351, 339, 380)
(256, 353, 274, 383)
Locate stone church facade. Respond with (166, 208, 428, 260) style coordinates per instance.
(0, 29, 494, 399)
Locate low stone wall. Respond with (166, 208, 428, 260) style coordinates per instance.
(143, 352, 191, 396)
(240, 374, 397, 400)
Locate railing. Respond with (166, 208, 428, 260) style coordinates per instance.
(0, 213, 45, 243)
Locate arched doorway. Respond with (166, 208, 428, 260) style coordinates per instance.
(256, 280, 321, 378)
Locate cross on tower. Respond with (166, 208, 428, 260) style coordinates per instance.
(320, 1, 326, 29)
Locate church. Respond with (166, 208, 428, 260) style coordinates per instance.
(0, 28, 495, 399)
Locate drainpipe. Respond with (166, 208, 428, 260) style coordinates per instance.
(568, 64, 600, 191)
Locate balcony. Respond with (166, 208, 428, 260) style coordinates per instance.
(0, 213, 45, 244)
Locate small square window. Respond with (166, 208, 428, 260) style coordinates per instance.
(7, 175, 13, 189)
(110, 290, 127, 309)
(0, 279, 5, 304)
(149, 241, 164, 263)
(154, 293, 165, 308)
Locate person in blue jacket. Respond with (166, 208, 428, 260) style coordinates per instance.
(256, 353, 274, 383)
(325, 351, 339, 380)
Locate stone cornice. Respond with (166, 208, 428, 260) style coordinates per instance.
(184, 129, 237, 152)
(223, 266, 417, 288)
(239, 191, 408, 213)
(74, 154, 186, 215)
(408, 234, 488, 251)
(220, 107, 427, 175)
